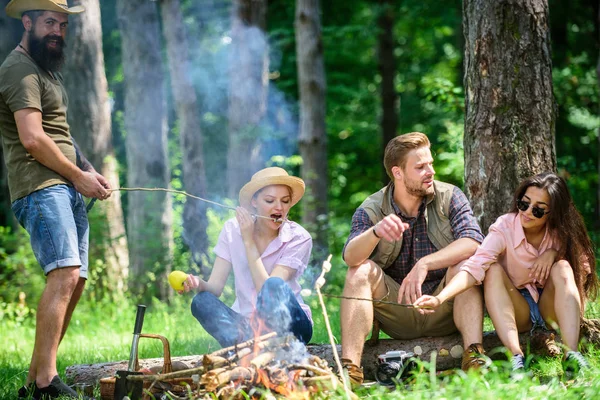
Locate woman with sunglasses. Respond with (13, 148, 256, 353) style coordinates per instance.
(414, 172, 598, 375)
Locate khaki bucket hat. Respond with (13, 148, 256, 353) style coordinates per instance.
(6, 0, 85, 19)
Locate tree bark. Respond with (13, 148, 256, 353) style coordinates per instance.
(463, 0, 557, 232)
(226, 0, 269, 198)
(295, 0, 329, 258)
(596, 3, 600, 229)
(377, 0, 398, 182)
(0, 0, 21, 229)
(117, 0, 173, 298)
(67, 319, 600, 384)
(160, 0, 209, 273)
(62, 0, 129, 298)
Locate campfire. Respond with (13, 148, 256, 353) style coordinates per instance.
(119, 332, 345, 400)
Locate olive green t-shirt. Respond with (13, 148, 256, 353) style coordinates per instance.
(0, 50, 76, 202)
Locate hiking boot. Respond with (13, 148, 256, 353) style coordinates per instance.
(562, 351, 590, 379)
(33, 375, 93, 399)
(341, 358, 364, 388)
(461, 343, 491, 371)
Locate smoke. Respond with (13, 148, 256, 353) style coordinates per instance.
(183, 1, 299, 198)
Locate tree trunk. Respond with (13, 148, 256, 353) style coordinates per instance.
(377, 0, 398, 182)
(0, 1, 21, 229)
(117, 0, 173, 299)
(62, 0, 129, 298)
(160, 0, 209, 274)
(596, 4, 600, 229)
(295, 0, 329, 259)
(226, 0, 269, 198)
(463, 0, 557, 232)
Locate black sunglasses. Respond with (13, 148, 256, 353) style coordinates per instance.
(516, 199, 550, 219)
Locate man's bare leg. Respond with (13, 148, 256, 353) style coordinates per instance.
(340, 260, 387, 365)
(60, 278, 86, 342)
(28, 267, 80, 388)
(446, 264, 484, 348)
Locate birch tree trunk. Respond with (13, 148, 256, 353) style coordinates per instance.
(0, 1, 20, 229)
(117, 0, 173, 298)
(295, 0, 328, 258)
(227, 0, 269, 198)
(160, 0, 209, 272)
(463, 0, 557, 232)
(62, 0, 129, 298)
(377, 0, 398, 181)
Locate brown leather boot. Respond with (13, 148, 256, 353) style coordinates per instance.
(461, 343, 491, 371)
(341, 358, 364, 388)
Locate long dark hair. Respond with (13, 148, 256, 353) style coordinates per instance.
(510, 172, 598, 304)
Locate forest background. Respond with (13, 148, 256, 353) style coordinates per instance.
(0, 0, 599, 352)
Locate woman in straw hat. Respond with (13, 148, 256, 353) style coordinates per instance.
(181, 167, 313, 346)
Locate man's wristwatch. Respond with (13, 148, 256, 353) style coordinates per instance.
(372, 225, 381, 239)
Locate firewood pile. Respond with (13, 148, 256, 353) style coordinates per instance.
(129, 332, 345, 400)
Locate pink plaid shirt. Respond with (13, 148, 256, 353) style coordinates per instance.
(214, 218, 313, 323)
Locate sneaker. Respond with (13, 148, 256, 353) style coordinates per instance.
(17, 383, 34, 398)
(341, 358, 364, 388)
(33, 375, 93, 399)
(562, 351, 590, 379)
(511, 354, 525, 372)
(461, 343, 491, 371)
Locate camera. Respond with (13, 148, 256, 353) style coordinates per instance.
(375, 350, 419, 386)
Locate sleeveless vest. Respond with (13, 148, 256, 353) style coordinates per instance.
(359, 180, 455, 270)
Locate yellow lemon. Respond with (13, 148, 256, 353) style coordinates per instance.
(168, 270, 188, 291)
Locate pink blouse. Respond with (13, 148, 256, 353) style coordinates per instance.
(214, 218, 313, 323)
(460, 213, 557, 302)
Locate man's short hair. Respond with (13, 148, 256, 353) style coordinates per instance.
(383, 132, 431, 179)
(22, 10, 45, 24)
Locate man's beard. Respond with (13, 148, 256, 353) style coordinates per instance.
(404, 176, 434, 197)
(28, 31, 65, 72)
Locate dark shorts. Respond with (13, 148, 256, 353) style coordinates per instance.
(11, 184, 89, 278)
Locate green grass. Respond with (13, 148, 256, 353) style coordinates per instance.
(1, 295, 600, 399)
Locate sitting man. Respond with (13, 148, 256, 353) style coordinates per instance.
(340, 132, 487, 385)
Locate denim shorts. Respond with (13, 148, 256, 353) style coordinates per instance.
(518, 287, 546, 330)
(11, 184, 89, 278)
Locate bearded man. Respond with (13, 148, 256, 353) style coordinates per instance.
(340, 132, 488, 386)
(0, 1, 110, 398)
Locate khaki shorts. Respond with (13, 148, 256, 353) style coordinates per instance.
(374, 273, 457, 339)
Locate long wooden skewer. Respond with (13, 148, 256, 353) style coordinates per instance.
(320, 293, 432, 309)
(106, 187, 280, 221)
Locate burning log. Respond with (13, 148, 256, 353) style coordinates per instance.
(201, 366, 254, 392)
(287, 363, 331, 376)
(209, 332, 277, 358)
(202, 354, 229, 371)
(249, 351, 276, 369)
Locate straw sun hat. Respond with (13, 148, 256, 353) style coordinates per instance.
(5, 0, 85, 19)
(239, 167, 305, 211)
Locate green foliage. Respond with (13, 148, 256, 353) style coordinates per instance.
(0, 226, 44, 313)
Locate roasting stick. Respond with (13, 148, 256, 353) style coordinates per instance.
(315, 255, 353, 400)
(106, 187, 281, 222)
(320, 293, 432, 309)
